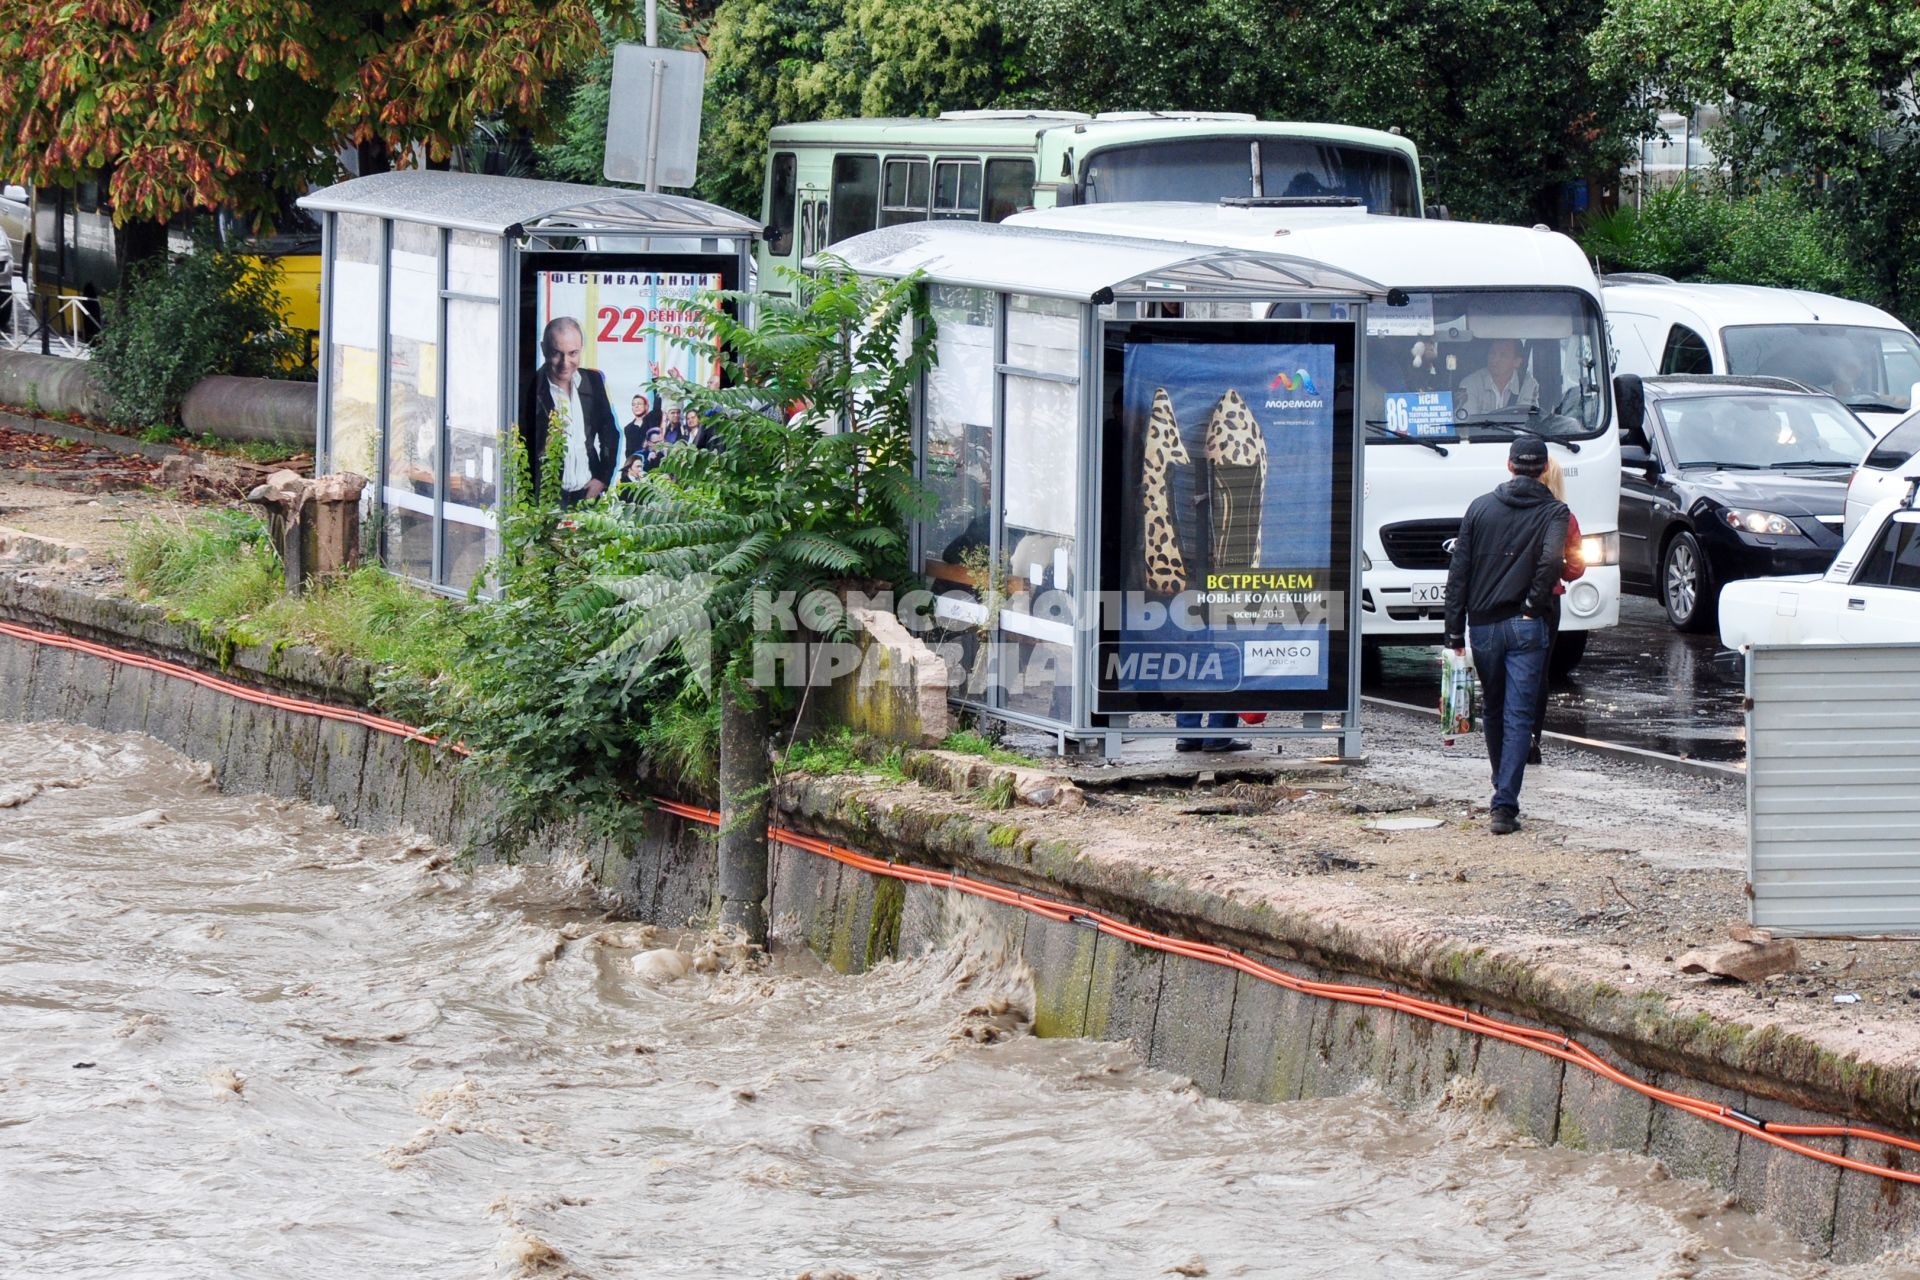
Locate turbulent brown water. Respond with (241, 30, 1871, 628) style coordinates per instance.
(0, 721, 1901, 1279)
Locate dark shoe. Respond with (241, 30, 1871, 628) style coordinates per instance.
(1490, 808, 1520, 836)
(1201, 739, 1253, 753)
(1527, 738, 1543, 765)
(1175, 739, 1205, 753)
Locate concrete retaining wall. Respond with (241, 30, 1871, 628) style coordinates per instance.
(1, 575, 1915, 1261)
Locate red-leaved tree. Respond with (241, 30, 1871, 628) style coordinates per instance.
(0, 0, 603, 263)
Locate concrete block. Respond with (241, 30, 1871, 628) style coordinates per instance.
(896, 880, 947, 959)
(179, 682, 236, 768)
(1147, 951, 1239, 1094)
(652, 815, 716, 929)
(139, 672, 195, 754)
(829, 867, 880, 974)
(1382, 1011, 1482, 1111)
(23, 645, 73, 723)
(1829, 1137, 1920, 1264)
(1220, 962, 1321, 1104)
(262, 708, 321, 802)
(1731, 1098, 1842, 1253)
(1026, 914, 1099, 1040)
(353, 730, 412, 833)
(395, 740, 457, 843)
(310, 718, 369, 822)
(63, 654, 115, 729)
(0, 637, 34, 721)
(1083, 931, 1163, 1055)
(1554, 1040, 1653, 1157)
(443, 766, 502, 859)
(1471, 1029, 1567, 1146)
(217, 697, 275, 796)
(1299, 993, 1397, 1101)
(1648, 1074, 1744, 1189)
(98, 664, 155, 736)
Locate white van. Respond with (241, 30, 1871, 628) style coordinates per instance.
(1603, 277, 1920, 437)
(1009, 201, 1622, 675)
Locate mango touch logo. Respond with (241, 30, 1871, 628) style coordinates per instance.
(1268, 368, 1318, 395)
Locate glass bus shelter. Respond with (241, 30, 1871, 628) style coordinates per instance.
(823, 221, 1383, 757)
(299, 171, 759, 594)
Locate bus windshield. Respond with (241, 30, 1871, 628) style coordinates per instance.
(1723, 323, 1920, 415)
(1361, 290, 1608, 443)
(1083, 139, 1419, 216)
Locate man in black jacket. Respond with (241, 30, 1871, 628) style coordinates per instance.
(1443, 437, 1569, 835)
(521, 316, 620, 505)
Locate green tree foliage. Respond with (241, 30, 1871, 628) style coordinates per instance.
(0, 0, 603, 230)
(698, 0, 1018, 213)
(92, 250, 304, 429)
(1591, 0, 1920, 315)
(1582, 181, 1866, 298)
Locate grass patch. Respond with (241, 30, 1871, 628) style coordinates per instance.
(780, 727, 906, 780)
(124, 511, 464, 678)
(975, 772, 1017, 810)
(189, 433, 310, 465)
(938, 728, 1035, 767)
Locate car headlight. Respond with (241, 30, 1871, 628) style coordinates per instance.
(1360, 549, 1372, 571)
(1721, 507, 1803, 536)
(1579, 531, 1619, 566)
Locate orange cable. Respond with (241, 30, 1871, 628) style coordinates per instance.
(7, 616, 1920, 1183)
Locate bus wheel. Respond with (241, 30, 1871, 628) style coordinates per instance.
(1547, 630, 1588, 682)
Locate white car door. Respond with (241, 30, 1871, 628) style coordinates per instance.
(1835, 509, 1920, 642)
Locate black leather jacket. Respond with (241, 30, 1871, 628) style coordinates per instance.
(1443, 477, 1570, 647)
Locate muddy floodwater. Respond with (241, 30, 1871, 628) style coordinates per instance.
(0, 722, 1895, 1279)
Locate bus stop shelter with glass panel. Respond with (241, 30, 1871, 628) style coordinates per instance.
(299, 172, 759, 594)
(823, 221, 1383, 757)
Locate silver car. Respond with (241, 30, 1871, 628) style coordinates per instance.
(0, 182, 25, 271)
(1844, 411, 1920, 535)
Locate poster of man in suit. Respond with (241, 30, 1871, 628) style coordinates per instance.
(522, 268, 724, 502)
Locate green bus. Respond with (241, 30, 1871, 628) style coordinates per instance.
(758, 111, 1428, 286)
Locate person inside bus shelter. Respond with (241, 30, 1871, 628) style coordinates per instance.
(521, 316, 619, 505)
(1457, 338, 1539, 416)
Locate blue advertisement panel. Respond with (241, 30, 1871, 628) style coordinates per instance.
(1105, 338, 1340, 698)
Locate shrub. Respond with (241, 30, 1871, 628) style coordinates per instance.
(1583, 182, 1870, 300)
(92, 249, 305, 431)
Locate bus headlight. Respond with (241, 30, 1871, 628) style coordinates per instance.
(1360, 549, 1372, 571)
(1579, 531, 1619, 566)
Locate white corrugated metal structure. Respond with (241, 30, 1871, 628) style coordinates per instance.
(1747, 643, 1920, 935)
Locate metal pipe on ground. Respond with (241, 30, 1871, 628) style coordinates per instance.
(0, 350, 315, 450)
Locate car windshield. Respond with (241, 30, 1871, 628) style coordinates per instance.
(1656, 394, 1873, 469)
(1082, 138, 1419, 216)
(1722, 324, 1920, 413)
(1359, 289, 1608, 442)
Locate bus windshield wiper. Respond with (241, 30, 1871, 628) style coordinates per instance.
(1457, 411, 1583, 453)
(1364, 420, 1450, 456)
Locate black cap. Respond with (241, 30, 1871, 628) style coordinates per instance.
(1509, 437, 1548, 473)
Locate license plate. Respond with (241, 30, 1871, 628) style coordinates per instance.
(1411, 582, 1447, 605)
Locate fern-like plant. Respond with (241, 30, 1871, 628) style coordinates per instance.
(570, 261, 934, 940)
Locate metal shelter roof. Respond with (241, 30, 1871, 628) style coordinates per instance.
(298, 171, 761, 239)
(816, 221, 1385, 302)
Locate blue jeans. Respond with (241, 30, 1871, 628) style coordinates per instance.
(1468, 615, 1550, 813)
(1176, 712, 1235, 746)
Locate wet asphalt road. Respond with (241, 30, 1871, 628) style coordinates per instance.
(1366, 596, 1748, 764)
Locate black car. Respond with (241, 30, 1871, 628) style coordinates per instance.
(1617, 374, 1874, 631)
